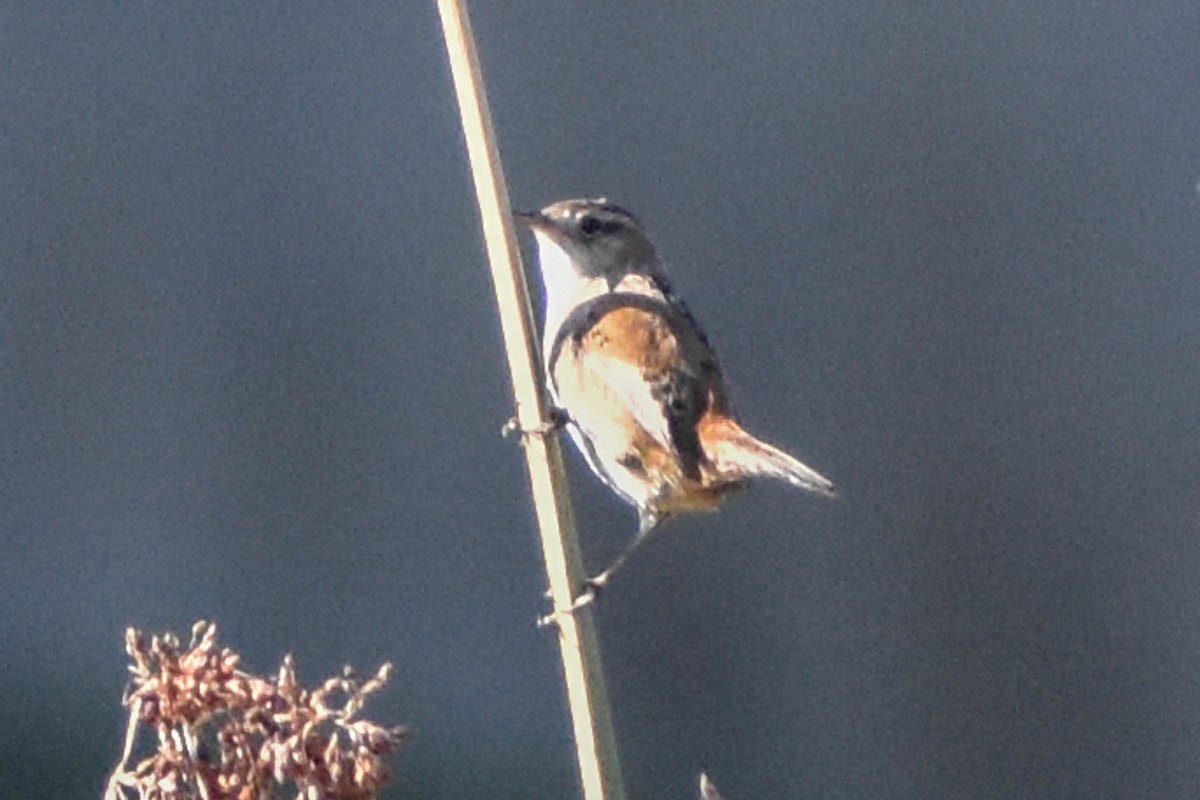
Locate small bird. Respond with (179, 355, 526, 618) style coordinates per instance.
(516, 198, 835, 602)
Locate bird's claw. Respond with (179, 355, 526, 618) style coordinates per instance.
(501, 407, 569, 442)
(564, 574, 608, 612)
(580, 573, 609, 603)
(535, 574, 608, 628)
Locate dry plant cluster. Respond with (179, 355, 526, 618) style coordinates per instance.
(104, 621, 407, 800)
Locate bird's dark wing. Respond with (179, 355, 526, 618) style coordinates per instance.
(549, 292, 728, 480)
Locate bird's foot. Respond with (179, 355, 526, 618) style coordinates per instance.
(535, 573, 609, 628)
(582, 572, 610, 600)
(567, 572, 611, 611)
(501, 407, 568, 442)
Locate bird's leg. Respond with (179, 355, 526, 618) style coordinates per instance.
(537, 510, 667, 627)
(501, 406, 569, 441)
(568, 509, 664, 611)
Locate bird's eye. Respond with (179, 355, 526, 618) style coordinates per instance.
(579, 215, 603, 235)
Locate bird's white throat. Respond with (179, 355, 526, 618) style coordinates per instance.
(531, 233, 607, 353)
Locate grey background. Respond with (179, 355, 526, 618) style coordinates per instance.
(3, 3, 1199, 798)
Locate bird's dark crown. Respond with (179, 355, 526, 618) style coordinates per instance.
(535, 197, 643, 238)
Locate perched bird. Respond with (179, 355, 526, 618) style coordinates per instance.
(516, 198, 835, 601)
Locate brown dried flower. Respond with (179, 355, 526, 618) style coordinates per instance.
(104, 621, 408, 800)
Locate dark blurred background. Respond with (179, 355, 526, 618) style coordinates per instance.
(3, 3, 1199, 798)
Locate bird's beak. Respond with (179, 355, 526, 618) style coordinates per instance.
(514, 209, 546, 229)
(514, 208, 569, 246)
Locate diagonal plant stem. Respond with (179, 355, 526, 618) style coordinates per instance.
(435, 3, 626, 800)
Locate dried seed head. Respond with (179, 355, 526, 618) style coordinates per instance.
(104, 621, 406, 800)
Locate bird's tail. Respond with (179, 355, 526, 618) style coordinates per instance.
(701, 416, 837, 498)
